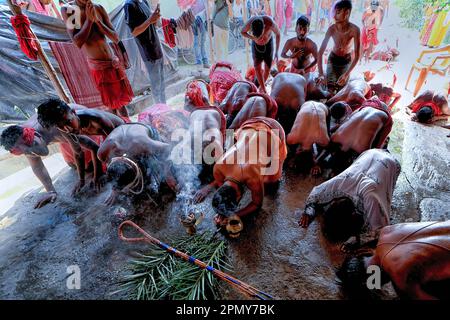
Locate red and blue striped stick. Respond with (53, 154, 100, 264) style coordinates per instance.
(118, 220, 273, 300)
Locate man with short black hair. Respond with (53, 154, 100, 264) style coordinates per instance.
(407, 90, 449, 124)
(241, 15, 281, 93)
(37, 98, 125, 192)
(0, 105, 100, 208)
(329, 101, 352, 132)
(317, 0, 361, 94)
(299, 148, 401, 251)
(37, 98, 124, 138)
(281, 15, 318, 75)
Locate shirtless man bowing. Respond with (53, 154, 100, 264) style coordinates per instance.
(241, 15, 281, 94)
(194, 117, 287, 229)
(286, 101, 330, 176)
(317, 0, 361, 94)
(0, 111, 97, 208)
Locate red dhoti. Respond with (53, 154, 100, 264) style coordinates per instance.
(59, 135, 104, 170)
(88, 56, 134, 110)
(362, 27, 379, 50)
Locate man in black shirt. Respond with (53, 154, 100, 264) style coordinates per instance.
(124, 0, 166, 103)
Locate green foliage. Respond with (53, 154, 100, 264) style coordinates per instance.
(394, 0, 450, 31)
(394, 0, 428, 30)
(423, 0, 450, 8)
(114, 232, 232, 300)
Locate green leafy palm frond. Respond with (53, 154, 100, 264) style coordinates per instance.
(114, 232, 230, 300)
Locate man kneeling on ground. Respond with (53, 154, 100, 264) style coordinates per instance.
(0, 108, 98, 208)
(299, 149, 401, 252)
(98, 122, 177, 206)
(37, 98, 125, 192)
(337, 220, 450, 300)
(193, 117, 287, 235)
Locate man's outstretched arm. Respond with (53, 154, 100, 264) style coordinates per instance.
(77, 135, 104, 191)
(317, 28, 332, 82)
(298, 204, 318, 228)
(272, 21, 281, 60)
(27, 156, 58, 208)
(235, 179, 263, 218)
(63, 134, 86, 194)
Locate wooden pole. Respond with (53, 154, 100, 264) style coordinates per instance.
(206, 0, 215, 65)
(6, 0, 72, 103)
(242, 0, 250, 68)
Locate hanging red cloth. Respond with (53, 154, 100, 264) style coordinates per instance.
(161, 18, 176, 48)
(10, 14, 39, 61)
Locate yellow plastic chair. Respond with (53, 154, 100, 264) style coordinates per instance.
(405, 44, 450, 96)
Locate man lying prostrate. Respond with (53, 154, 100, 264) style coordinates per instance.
(37, 98, 125, 192)
(326, 76, 370, 110)
(328, 97, 393, 173)
(0, 110, 98, 208)
(137, 103, 190, 146)
(286, 101, 330, 176)
(193, 117, 287, 233)
(97, 122, 176, 206)
(329, 101, 353, 133)
(305, 72, 332, 101)
(368, 82, 401, 112)
(337, 221, 450, 300)
(228, 93, 278, 129)
(407, 90, 450, 126)
(180, 81, 227, 162)
(220, 80, 258, 127)
(270, 72, 307, 133)
(299, 148, 401, 252)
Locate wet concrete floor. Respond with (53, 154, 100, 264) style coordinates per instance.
(0, 112, 448, 300)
